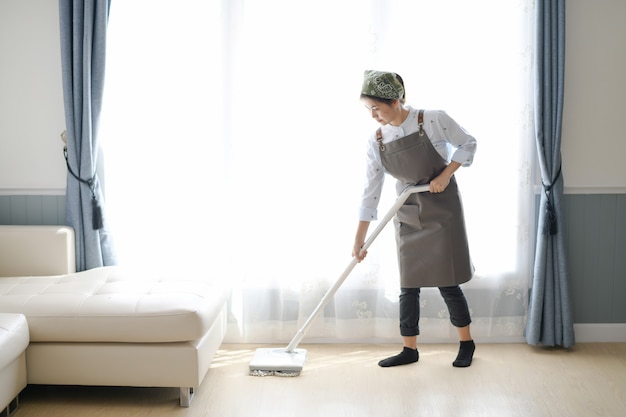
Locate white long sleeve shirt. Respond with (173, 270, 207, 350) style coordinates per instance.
(359, 106, 477, 221)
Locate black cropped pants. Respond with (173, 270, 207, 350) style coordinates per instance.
(399, 286, 472, 337)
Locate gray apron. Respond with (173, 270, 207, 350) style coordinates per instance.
(376, 110, 473, 288)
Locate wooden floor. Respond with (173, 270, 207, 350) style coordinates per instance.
(13, 343, 626, 417)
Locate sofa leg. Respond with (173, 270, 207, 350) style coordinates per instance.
(1, 396, 19, 417)
(179, 387, 195, 407)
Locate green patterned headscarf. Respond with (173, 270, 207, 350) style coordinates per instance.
(361, 70, 404, 100)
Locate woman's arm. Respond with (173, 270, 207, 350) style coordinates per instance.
(352, 220, 371, 262)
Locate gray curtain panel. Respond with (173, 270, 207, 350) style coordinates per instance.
(59, 0, 116, 271)
(525, 0, 575, 348)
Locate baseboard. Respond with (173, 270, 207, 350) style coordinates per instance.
(574, 323, 626, 343)
(299, 324, 626, 344)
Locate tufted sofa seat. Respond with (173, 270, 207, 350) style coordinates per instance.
(0, 267, 226, 344)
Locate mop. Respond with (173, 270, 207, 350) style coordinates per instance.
(249, 184, 430, 376)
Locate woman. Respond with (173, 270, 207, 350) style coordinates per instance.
(353, 70, 477, 368)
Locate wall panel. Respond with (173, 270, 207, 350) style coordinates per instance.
(1, 193, 625, 324)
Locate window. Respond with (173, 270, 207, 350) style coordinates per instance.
(102, 0, 534, 343)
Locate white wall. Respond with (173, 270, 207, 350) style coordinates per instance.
(561, 0, 626, 193)
(0, 0, 65, 194)
(0, 1, 624, 194)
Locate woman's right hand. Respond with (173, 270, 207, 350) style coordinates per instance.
(352, 240, 367, 262)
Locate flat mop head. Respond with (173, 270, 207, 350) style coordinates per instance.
(249, 348, 307, 377)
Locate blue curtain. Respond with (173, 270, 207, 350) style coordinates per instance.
(525, 0, 575, 348)
(59, 0, 116, 271)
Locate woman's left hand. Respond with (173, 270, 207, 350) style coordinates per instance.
(429, 175, 450, 193)
(430, 161, 462, 193)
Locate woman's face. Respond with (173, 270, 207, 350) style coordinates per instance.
(361, 97, 400, 126)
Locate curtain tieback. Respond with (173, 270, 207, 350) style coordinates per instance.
(541, 163, 562, 236)
(63, 146, 104, 230)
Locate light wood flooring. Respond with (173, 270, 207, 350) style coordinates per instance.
(12, 343, 626, 417)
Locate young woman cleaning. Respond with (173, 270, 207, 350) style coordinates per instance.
(353, 70, 477, 368)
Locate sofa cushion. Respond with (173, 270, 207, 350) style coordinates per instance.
(0, 313, 29, 369)
(0, 266, 229, 343)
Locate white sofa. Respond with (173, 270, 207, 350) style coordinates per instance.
(0, 225, 229, 407)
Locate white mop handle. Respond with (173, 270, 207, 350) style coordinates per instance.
(285, 184, 430, 352)
(357, 184, 430, 254)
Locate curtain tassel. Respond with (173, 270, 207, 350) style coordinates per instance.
(91, 195, 104, 230)
(543, 197, 557, 235)
(541, 163, 562, 236)
(64, 145, 104, 230)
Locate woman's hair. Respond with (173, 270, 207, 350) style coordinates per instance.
(395, 73, 405, 104)
(360, 73, 406, 105)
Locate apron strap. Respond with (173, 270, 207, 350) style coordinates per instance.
(418, 109, 425, 136)
(376, 128, 385, 151)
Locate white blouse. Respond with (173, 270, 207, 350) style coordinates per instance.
(359, 106, 477, 221)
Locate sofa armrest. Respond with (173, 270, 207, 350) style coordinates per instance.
(0, 225, 76, 276)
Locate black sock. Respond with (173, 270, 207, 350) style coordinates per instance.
(378, 347, 419, 367)
(453, 340, 475, 367)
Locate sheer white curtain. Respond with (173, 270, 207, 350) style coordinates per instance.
(100, 0, 226, 277)
(101, 0, 534, 344)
